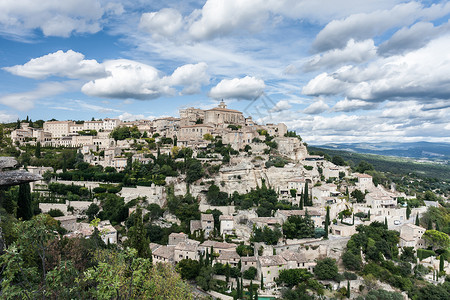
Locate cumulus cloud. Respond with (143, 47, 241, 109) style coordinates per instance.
(0, 81, 74, 110)
(304, 39, 376, 72)
(303, 34, 450, 102)
(209, 76, 265, 100)
(0, 0, 123, 38)
(188, 0, 270, 40)
(82, 59, 167, 100)
(162, 62, 209, 94)
(332, 98, 378, 112)
(312, 2, 450, 52)
(378, 21, 450, 56)
(270, 100, 292, 112)
(82, 60, 209, 100)
(139, 8, 184, 38)
(117, 112, 145, 121)
(3, 50, 106, 79)
(147, 0, 401, 41)
(303, 99, 329, 114)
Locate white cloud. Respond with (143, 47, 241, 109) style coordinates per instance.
(3, 50, 106, 79)
(188, 0, 270, 40)
(74, 100, 121, 114)
(82, 60, 209, 100)
(303, 34, 450, 102)
(312, 2, 450, 52)
(209, 76, 265, 100)
(139, 8, 183, 38)
(332, 98, 378, 112)
(82, 59, 165, 100)
(304, 39, 376, 72)
(162, 62, 209, 94)
(0, 81, 74, 110)
(303, 99, 329, 114)
(0, 0, 123, 38)
(270, 100, 292, 112)
(378, 21, 450, 56)
(0, 111, 18, 123)
(117, 112, 145, 121)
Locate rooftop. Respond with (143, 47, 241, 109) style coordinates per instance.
(258, 255, 287, 267)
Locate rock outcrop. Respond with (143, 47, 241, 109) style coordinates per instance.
(0, 157, 42, 186)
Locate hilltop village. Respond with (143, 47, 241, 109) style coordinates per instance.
(2, 101, 450, 299)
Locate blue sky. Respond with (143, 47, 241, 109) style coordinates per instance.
(0, 0, 450, 144)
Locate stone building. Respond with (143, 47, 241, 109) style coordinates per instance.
(400, 223, 426, 249)
(204, 101, 245, 125)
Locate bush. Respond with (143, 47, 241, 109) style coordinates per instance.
(417, 249, 436, 260)
(243, 267, 257, 280)
(48, 209, 64, 217)
(343, 271, 357, 280)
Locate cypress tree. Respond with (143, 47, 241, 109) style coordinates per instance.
(255, 289, 258, 300)
(260, 274, 264, 290)
(436, 222, 440, 232)
(210, 245, 214, 265)
(440, 255, 444, 273)
(240, 276, 244, 298)
(205, 248, 209, 266)
(427, 218, 433, 230)
(236, 276, 240, 299)
(368, 210, 371, 221)
(127, 206, 152, 259)
(17, 183, 32, 220)
(299, 190, 304, 210)
(347, 281, 350, 298)
(249, 280, 253, 299)
(304, 182, 309, 206)
(324, 206, 330, 239)
(406, 205, 411, 220)
(384, 217, 388, 229)
(415, 214, 420, 226)
(35, 141, 41, 158)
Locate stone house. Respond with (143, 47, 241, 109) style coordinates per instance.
(174, 240, 200, 263)
(168, 232, 188, 245)
(216, 251, 241, 267)
(54, 215, 78, 232)
(219, 215, 234, 235)
(257, 255, 287, 285)
(400, 223, 426, 249)
(201, 213, 214, 238)
(152, 245, 175, 264)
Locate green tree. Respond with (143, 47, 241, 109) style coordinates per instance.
(35, 141, 41, 158)
(415, 214, 420, 226)
(17, 183, 32, 220)
(325, 206, 330, 239)
(277, 268, 313, 287)
(440, 255, 444, 273)
(347, 281, 350, 298)
(282, 213, 315, 239)
(422, 230, 450, 250)
(304, 182, 310, 206)
(406, 205, 411, 220)
(177, 259, 201, 280)
(126, 207, 152, 258)
(243, 267, 257, 280)
(314, 257, 338, 280)
(332, 156, 346, 166)
(351, 189, 365, 203)
(86, 203, 100, 221)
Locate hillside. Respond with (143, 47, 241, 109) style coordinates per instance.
(308, 146, 450, 182)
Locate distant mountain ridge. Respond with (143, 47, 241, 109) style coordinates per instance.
(312, 141, 450, 162)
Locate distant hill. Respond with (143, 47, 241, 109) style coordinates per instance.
(312, 141, 450, 163)
(307, 145, 450, 181)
